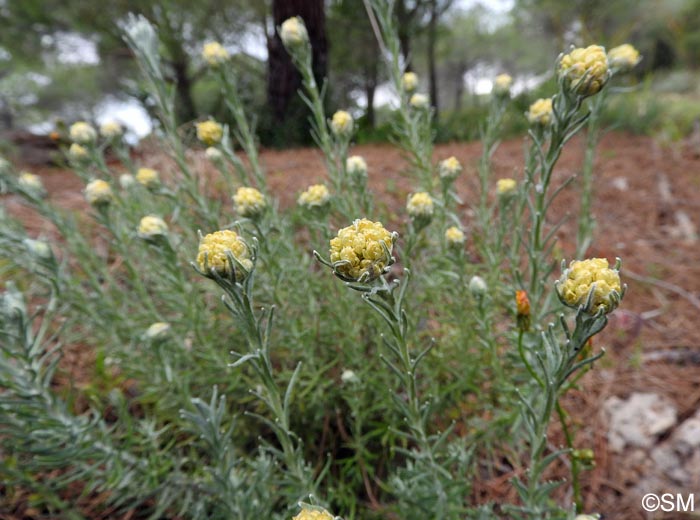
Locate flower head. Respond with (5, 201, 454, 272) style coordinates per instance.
(136, 167, 160, 189)
(406, 192, 434, 219)
(18, 172, 46, 196)
(329, 218, 395, 282)
(233, 187, 266, 218)
(85, 179, 114, 207)
(493, 74, 513, 95)
(100, 120, 123, 139)
(410, 93, 429, 109)
(23, 238, 52, 260)
(557, 258, 623, 314)
(402, 71, 418, 92)
(280, 17, 308, 47)
(439, 156, 462, 181)
(607, 44, 641, 73)
(138, 215, 168, 238)
(69, 121, 97, 144)
(202, 42, 229, 66)
(445, 226, 465, 247)
(196, 120, 223, 146)
(496, 178, 517, 197)
(469, 275, 487, 297)
(292, 506, 334, 520)
(68, 143, 89, 161)
(346, 155, 367, 177)
(341, 369, 359, 384)
(527, 98, 553, 126)
(197, 229, 253, 280)
(330, 110, 353, 137)
(516, 290, 531, 332)
(298, 184, 330, 209)
(559, 45, 609, 97)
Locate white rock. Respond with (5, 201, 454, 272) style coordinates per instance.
(604, 393, 677, 452)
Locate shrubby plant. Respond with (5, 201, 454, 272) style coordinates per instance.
(0, 3, 639, 519)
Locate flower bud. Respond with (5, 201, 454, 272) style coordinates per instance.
(406, 192, 434, 224)
(445, 226, 465, 248)
(68, 143, 89, 161)
(18, 171, 46, 196)
(493, 74, 513, 96)
(559, 45, 609, 97)
(607, 43, 641, 73)
(330, 110, 353, 137)
(233, 187, 266, 218)
(196, 120, 223, 146)
(341, 369, 359, 384)
(119, 173, 135, 189)
(496, 178, 517, 197)
(329, 218, 396, 282)
(100, 120, 123, 139)
(402, 71, 418, 92)
(346, 155, 367, 178)
(438, 156, 462, 181)
(137, 215, 168, 238)
(280, 17, 309, 47)
(298, 184, 330, 209)
(526, 98, 553, 126)
(136, 167, 160, 189)
(516, 290, 531, 332)
(145, 322, 170, 340)
(292, 506, 334, 520)
(69, 121, 97, 144)
(23, 238, 52, 260)
(197, 229, 253, 280)
(85, 179, 114, 207)
(205, 146, 223, 162)
(469, 275, 487, 298)
(557, 258, 623, 314)
(202, 41, 229, 66)
(409, 93, 429, 109)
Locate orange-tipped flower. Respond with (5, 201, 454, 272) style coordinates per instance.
(516, 290, 531, 332)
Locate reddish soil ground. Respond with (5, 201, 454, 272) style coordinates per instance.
(3, 131, 700, 519)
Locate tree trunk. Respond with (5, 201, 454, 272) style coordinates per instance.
(172, 57, 197, 124)
(453, 64, 465, 111)
(365, 76, 376, 128)
(267, 0, 327, 123)
(427, 0, 439, 118)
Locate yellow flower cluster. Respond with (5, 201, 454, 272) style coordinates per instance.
(197, 229, 253, 279)
(559, 45, 609, 96)
(439, 156, 462, 180)
(607, 44, 641, 72)
(100, 120, 123, 139)
(70, 121, 97, 144)
(330, 110, 353, 136)
(85, 179, 113, 206)
(558, 258, 622, 314)
(202, 42, 229, 66)
(136, 167, 160, 188)
(402, 71, 418, 92)
(406, 192, 434, 218)
(410, 93, 429, 109)
(196, 120, 223, 146)
(527, 98, 553, 126)
(69, 143, 89, 161)
(329, 218, 394, 282)
(298, 184, 330, 208)
(445, 226, 465, 246)
(138, 215, 168, 237)
(233, 187, 266, 217)
(493, 73, 513, 95)
(280, 17, 308, 47)
(496, 178, 517, 196)
(292, 507, 334, 520)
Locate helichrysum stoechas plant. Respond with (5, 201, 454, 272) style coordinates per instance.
(136, 167, 160, 188)
(445, 225, 465, 248)
(196, 229, 253, 279)
(438, 156, 462, 182)
(68, 143, 89, 161)
(558, 44, 610, 97)
(292, 505, 335, 520)
(119, 172, 136, 189)
(17, 171, 46, 197)
(330, 109, 354, 137)
(201, 41, 229, 66)
(496, 177, 517, 197)
(526, 97, 554, 125)
(607, 43, 641, 72)
(85, 179, 114, 207)
(196, 119, 223, 146)
(280, 16, 309, 47)
(298, 184, 330, 209)
(557, 258, 623, 314)
(233, 186, 266, 218)
(409, 92, 429, 109)
(69, 121, 97, 144)
(137, 215, 168, 239)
